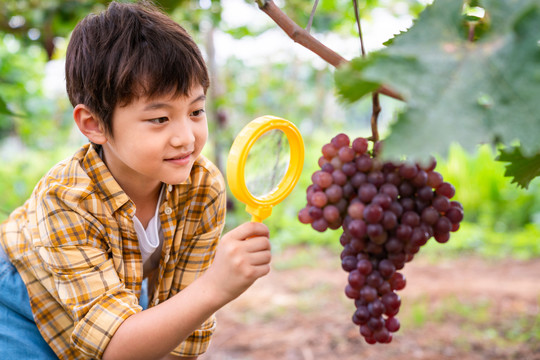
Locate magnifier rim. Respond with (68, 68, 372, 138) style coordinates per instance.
(226, 115, 304, 208)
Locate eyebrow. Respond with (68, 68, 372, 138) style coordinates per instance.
(143, 94, 206, 111)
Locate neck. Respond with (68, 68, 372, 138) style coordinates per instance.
(100, 146, 162, 224)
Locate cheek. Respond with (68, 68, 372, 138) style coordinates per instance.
(196, 122, 208, 148)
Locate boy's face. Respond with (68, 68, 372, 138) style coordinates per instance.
(102, 84, 208, 190)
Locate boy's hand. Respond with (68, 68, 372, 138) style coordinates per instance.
(205, 222, 271, 304)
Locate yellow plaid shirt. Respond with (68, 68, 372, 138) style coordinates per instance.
(0, 143, 226, 359)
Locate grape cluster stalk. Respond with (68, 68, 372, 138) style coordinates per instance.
(298, 134, 463, 344)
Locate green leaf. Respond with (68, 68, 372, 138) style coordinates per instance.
(497, 147, 540, 189)
(334, 57, 382, 103)
(340, 0, 540, 162)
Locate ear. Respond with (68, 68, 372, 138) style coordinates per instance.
(73, 104, 108, 144)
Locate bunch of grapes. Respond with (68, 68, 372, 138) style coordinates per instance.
(298, 133, 463, 344)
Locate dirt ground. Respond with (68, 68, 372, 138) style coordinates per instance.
(199, 246, 540, 360)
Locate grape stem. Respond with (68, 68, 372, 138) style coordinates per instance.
(370, 93, 381, 142)
(352, 0, 380, 142)
(255, 0, 404, 102)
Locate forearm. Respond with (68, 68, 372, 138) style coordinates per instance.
(103, 274, 224, 360)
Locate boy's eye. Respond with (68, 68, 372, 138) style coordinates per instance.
(149, 117, 168, 124)
(191, 109, 205, 117)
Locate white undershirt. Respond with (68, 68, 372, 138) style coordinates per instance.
(133, 185, 165, 276)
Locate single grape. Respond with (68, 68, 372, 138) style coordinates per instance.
(399, 163, 418, 179)
(363, 204, 384, 224)
(417, 186, 434, 202)
(401, 211, 421, 227)
(312, 170, 333, 189)
(374, 327, 391, 343)
(360, 285, 378, 303)
(311, 191, 328, 208)
(385, 317, 401, 332)
(342, 255, 358, 272)
(311, 218, 328, 232)
(332, 169, 347, 186)
(350, 172, 367, 188)
(356, 155, 373, 172)
(372, 193, 392, 209)
(321, 162, 334, 173)
(352, 137, 369, 154)
(357, 259, 373, 275)
(332, 133, 350, 149)
(411, 170, 428, 188)
(368, 299, 385, 317)
(379, 183, 399, 200)
(378, 259, 396, 279)
(426, 171, 443, 188)
(359, 183, 378, 203)
(432, 195, 450, 212)
(325, 184, 343, 204)
(338, 146, 355, 163)
(446, 207, 464, 223)
(353, 306, 370, 325)
(347, 202, 365, 220)
(350, 237, 365, 252)
(367, 172, 385, 187)
(298, 207, 312, 224)
(436, 182, 456, 198)
(367, 316, 385, 331)
(366, 271, 384, 288)
(323, 205, 340, 223)
(345, 284, 360, 299)
(421, 206, 439, 225)
(348, 269, 366, 289)
(308, 206, 323, 220)
(321, 143, 338, 159)
(389, 272, 406, 291)
(384, 237, 403, 253)
(348, 219, 367, 238)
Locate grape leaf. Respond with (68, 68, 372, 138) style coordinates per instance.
(497, 147, 540, 189)
(335, 0, 540, 166)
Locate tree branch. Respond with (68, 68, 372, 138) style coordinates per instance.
(255, 0, 403, 101)
(257, 0, 347, 67)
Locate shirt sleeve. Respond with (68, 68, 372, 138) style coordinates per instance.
(170, 168, 227, 356)
(36, 195, 142, 359)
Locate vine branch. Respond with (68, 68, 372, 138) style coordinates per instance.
(255, 0, 403, 102)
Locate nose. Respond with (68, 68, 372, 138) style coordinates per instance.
(170, 117, 195, 148)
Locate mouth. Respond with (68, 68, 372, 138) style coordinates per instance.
(165, 152, 193, 164)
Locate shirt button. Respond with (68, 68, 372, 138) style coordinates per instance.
(164, 254, 170, 263)
(167, 184, 173, 192)
(153, 298, 159, 306)
(164, 207, 172, 215)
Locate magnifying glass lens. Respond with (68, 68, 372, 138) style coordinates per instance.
(244, 129, 290, 198)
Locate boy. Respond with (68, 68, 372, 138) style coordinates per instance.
(0, 1, 271, 359)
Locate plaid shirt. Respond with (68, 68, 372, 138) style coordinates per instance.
(0, 143, 226, 359)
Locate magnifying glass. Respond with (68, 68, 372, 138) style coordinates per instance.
(227, 115, 305, 222)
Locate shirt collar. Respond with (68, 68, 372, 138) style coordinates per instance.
(79, 143, 133, 214)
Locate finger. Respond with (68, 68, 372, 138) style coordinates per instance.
(251, 263, 271, 278)
(232, 222, 269, 240)
(248, 250, 272, 266)
(243, 236, 271, 253)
